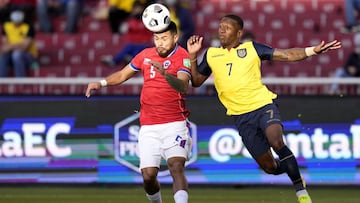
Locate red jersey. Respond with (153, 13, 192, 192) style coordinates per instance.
(130, 45, 191, 125)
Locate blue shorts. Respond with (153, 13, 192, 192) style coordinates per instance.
(232, 103, 282, 159)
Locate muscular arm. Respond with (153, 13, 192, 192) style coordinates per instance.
(272, 48, 307, 62)
(187, 36, 210, 87)
(85, 63, 136, 97)
(272, 40, 341, 62)
(163, 71, 190, 94)
(189, 57, 209, 87)
(104, 64, 136, 86)
(151, 59, 190, 93)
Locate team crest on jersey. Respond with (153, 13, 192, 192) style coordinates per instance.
(163, 60, 171, 69)
(237, 49, 247, 58)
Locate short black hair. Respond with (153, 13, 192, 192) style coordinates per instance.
(223, 14, 244, 29)
(155, 21, 177, 34)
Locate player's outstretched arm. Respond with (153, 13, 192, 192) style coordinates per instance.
(85, 64, 136, 98)
(273, 40, 342, 62)
(187, 35, 209, 87)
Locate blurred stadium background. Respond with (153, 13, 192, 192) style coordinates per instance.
(1, 0, 359, 95)
(1, 0, 360, 202)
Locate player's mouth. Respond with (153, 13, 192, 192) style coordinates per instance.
(156, 47, 168, 57)
(157, 47, 167, 53)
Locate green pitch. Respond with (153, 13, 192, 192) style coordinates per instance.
(0, 185, 358, 203)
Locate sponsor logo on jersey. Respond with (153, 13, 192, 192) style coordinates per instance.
(183, 58, 191, 68)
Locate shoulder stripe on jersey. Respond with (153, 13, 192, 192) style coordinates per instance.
(167, 44, 178, 57)
(130, 63, 141, 71)
(252, 41, 274, 60)
(178, 69, 191, 77)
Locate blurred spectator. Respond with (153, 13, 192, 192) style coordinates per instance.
(0, 0, 36, 24)
(329, 33, 360, 94)
(0, 10, 38, 77)
(161, 0, 194, 49)
(101, 1, 152, 67)
(36, 0, 84, 34)
(106, 0, 135, 34)
(341, 0, 360, 33)
(91, 0, 109, 20)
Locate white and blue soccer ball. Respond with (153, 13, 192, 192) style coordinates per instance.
(142, 3, 171, 32)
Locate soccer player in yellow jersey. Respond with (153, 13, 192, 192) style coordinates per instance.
(187, 14, 341, 203)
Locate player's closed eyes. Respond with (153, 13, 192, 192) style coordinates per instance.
(154, 36, 169, 41)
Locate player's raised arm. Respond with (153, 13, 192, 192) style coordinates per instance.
(85, 64, 136, 97)
(272, 40, 342, 62)
(187, 35, 209, 87)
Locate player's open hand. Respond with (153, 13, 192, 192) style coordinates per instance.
(85, 82, 101, 98)
(314, 40, 342, 54)
(187, 35, 203, 55)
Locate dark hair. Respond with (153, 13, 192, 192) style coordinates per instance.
(155, 21, 177, 34)
(223, 14, 244, 29)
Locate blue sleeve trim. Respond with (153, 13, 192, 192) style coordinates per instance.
(253, 41, 274, 61)
(198, 50, 212, 76)
(130, 63, 140, 71)
(178, 69, 191, 77)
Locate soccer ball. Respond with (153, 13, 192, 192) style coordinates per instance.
(142, 3, 171, 32)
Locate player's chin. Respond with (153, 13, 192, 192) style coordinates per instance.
(156, 49, 169, 58)
(219, 38, 227, 45)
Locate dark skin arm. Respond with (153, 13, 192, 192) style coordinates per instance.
(273, 40, 341, 61)
(186, 36, 209, 87)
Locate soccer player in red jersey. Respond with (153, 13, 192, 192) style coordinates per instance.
(86, 21, 192, 203)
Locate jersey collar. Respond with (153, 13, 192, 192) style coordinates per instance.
(167, 43, 178, 57)
(222, 42, 241, 50)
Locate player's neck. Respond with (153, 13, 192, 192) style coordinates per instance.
(223, 42, 240, 50)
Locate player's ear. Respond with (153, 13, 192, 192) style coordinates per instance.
(174, 33, 179, 43)
(237, 30, 243, 40)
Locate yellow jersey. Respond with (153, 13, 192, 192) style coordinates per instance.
(2, 22, 38, 58)
(169, 10, 180, 32)
(109, 0, 146, 12)
(198, 41, 277, 115)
